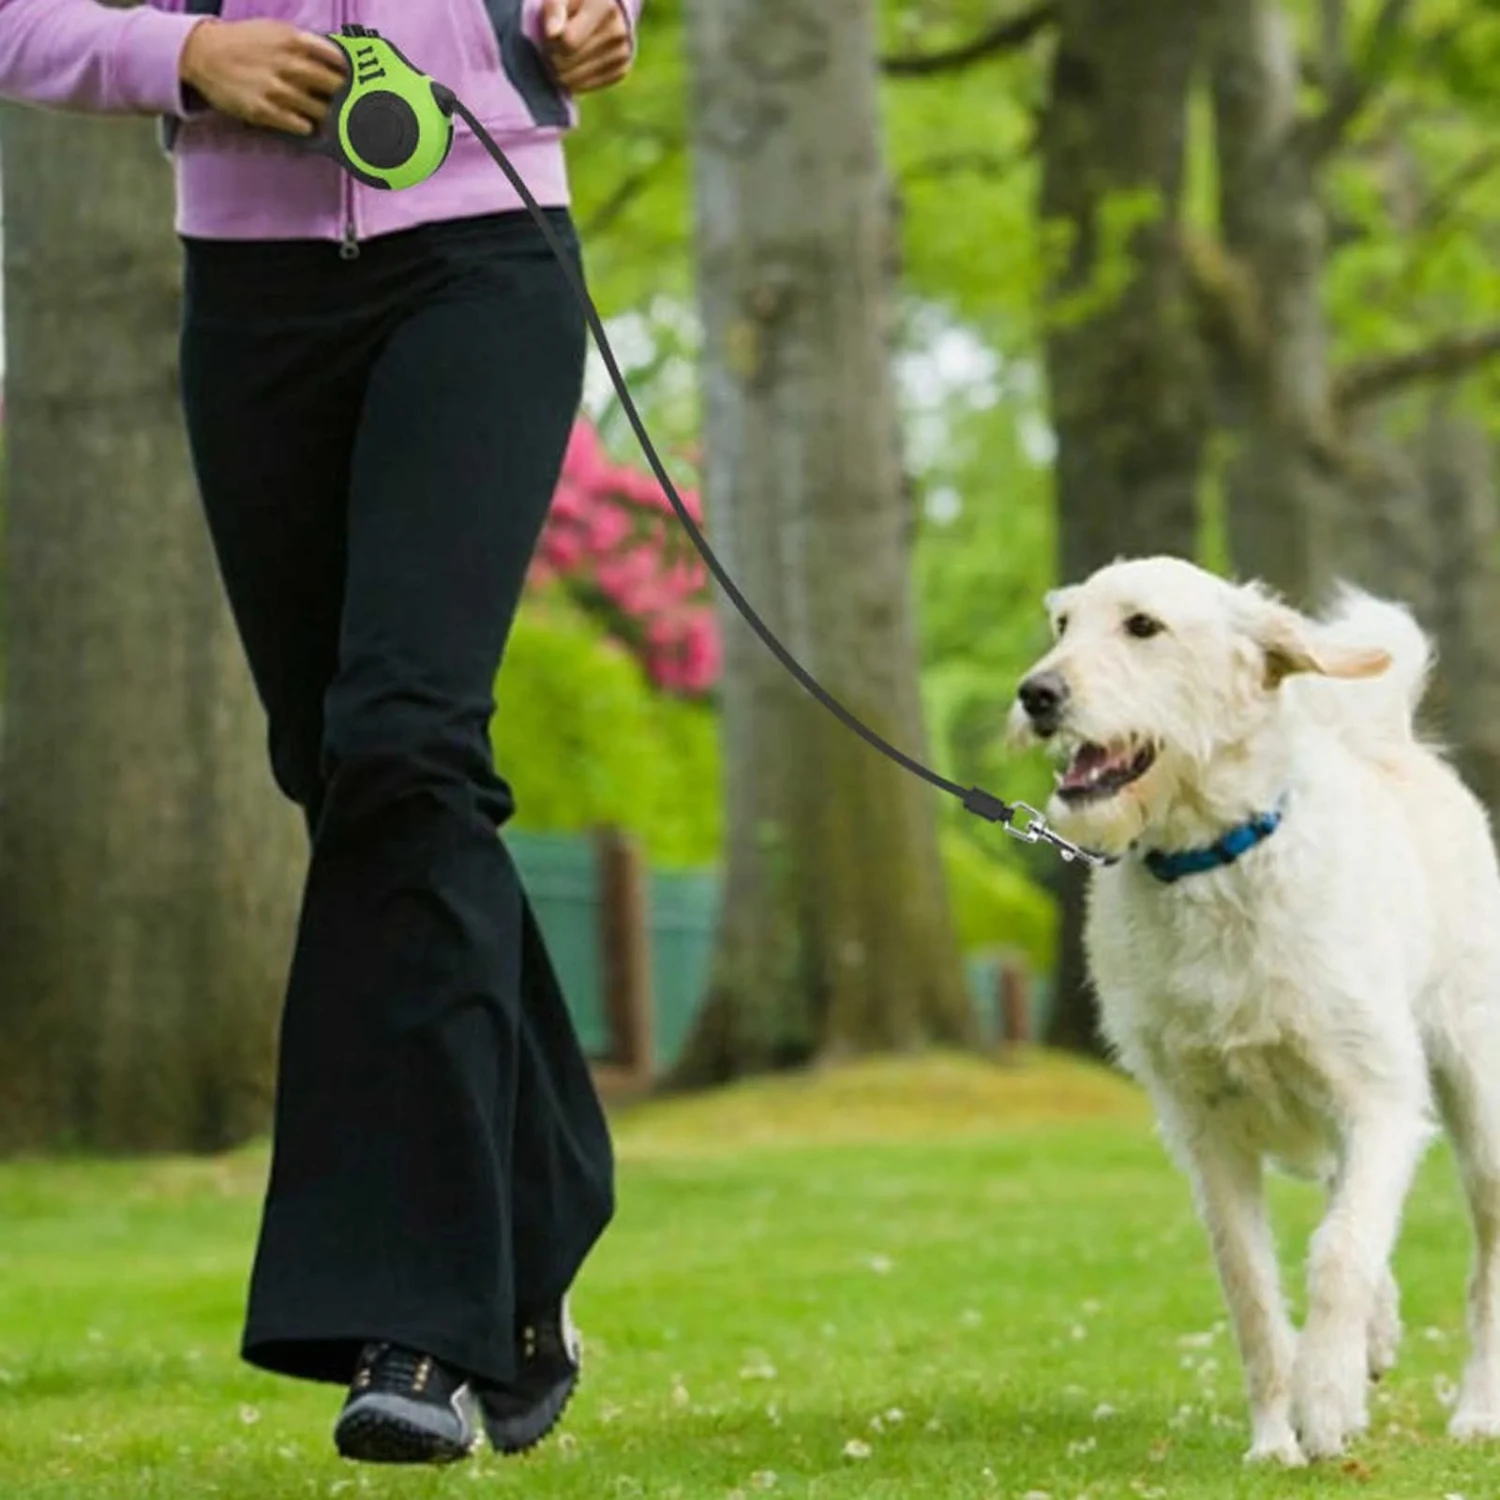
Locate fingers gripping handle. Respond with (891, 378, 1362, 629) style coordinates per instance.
(279, 26, 456, 191)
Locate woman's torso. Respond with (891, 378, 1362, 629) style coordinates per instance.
(156, 0, 578, 251)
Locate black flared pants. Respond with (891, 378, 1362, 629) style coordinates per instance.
(178, 209, 615, 1388)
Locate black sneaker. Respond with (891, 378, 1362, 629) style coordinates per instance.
(478, 1297, 583, 1455)
(333, 1342, 482, 1464)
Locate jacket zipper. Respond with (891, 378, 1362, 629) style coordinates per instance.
(338, 0, 359, 258)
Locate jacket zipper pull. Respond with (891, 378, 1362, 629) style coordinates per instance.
(341, 215, 360, 261)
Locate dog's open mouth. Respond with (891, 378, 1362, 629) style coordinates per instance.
(1055, 739, 1157, 803)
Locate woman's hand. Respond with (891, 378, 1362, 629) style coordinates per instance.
(540, 0, 635, 95)
(179, 21, 348, 136)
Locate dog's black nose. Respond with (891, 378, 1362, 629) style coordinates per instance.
(1018, 670, 1068, 733)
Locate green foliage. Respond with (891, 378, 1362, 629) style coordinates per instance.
(566, 0, 693, 319)
(492, 588, 722, 868)
(907, 366, 1063, 894)
(1044, 188, 1170, 331)
(940, 823, 1057, 970)
(1311, 0, 1500, 423)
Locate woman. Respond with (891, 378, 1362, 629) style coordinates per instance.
(0, 0, 638, 1467)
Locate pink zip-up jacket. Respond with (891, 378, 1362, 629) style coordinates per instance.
(0, 0, 642, 253)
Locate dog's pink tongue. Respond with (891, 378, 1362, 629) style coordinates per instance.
(1061, 743, 1111, 789)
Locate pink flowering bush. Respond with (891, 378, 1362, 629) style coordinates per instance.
(530, 419, 722, 697)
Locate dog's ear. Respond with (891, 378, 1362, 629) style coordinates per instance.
(1239, 593, 1393, 687)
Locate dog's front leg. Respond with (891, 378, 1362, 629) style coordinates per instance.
(1293, 1108, 1428, 1459)
(1181, 1128, 1303, 1465)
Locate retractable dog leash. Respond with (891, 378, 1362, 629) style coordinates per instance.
(290, 26, 1103, 868)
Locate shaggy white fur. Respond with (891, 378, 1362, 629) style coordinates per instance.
(1009, 555, 1500, 1466)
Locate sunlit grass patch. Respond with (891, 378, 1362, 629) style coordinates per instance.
(0, 1052, 1484, 1499)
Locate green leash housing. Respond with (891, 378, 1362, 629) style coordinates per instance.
(297, 26, 456, 191)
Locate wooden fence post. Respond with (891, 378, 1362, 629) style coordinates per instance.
(998, 959, 1030, 1057)
(595, 826, 654, 1086)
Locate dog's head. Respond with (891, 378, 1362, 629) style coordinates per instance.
(1006, 557, 1392, 854)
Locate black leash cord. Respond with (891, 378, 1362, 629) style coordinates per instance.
(448, 98, 1102, 865)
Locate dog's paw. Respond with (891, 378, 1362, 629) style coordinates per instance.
(1449, 1362, 1500, 1441)
(1293, 1341, 1368, 1460)
(1449, 1406, 1500, 1442)
(1295, 1410, 1352, 1460)
(1244, 1423, 1306, 1467)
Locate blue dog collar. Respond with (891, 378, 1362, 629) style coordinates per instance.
(1141, 804, 1285, 885)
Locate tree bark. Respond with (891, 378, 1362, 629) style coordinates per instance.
(1419, 402, 1500, 812)
(1037, 0, 1211, 1055)
(0, 105, 303, 1151)
(1208, 0, 1343, 605)
(672, 0, 972, 1084)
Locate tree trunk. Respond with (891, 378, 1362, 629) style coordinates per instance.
(1206, 0, 1494, 748)
(1207, 0, 1346, 605)
(1420, 402, 1500, 812)
(1038, 0, 1211, 1055)
(672, 0, 972, 1084)
(0, 105, 303, 1151)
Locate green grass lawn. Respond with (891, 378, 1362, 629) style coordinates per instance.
(0, 1051, 1488, 1498)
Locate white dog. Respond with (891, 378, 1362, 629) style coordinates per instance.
(1009, 555, 1500, 1466)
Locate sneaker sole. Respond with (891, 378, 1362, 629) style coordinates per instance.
(482, 1368, 580, 1456)
(334, 1404, 478, 1466)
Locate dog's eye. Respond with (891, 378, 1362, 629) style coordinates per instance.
(1055, 614, 1069, 637)
(1124, 612, 1164, 640)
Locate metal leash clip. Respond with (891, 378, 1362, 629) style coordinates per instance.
(1001, 802, 1111, 868)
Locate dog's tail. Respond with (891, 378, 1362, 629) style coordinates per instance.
(1309, 586, 1433, 745)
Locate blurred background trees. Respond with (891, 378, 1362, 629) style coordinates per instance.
(4, 0, 1500, 1146)
(547, 0, 1500, 1062)
(671, 0, 974, 1082)
(0, 104, 303, 1151)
